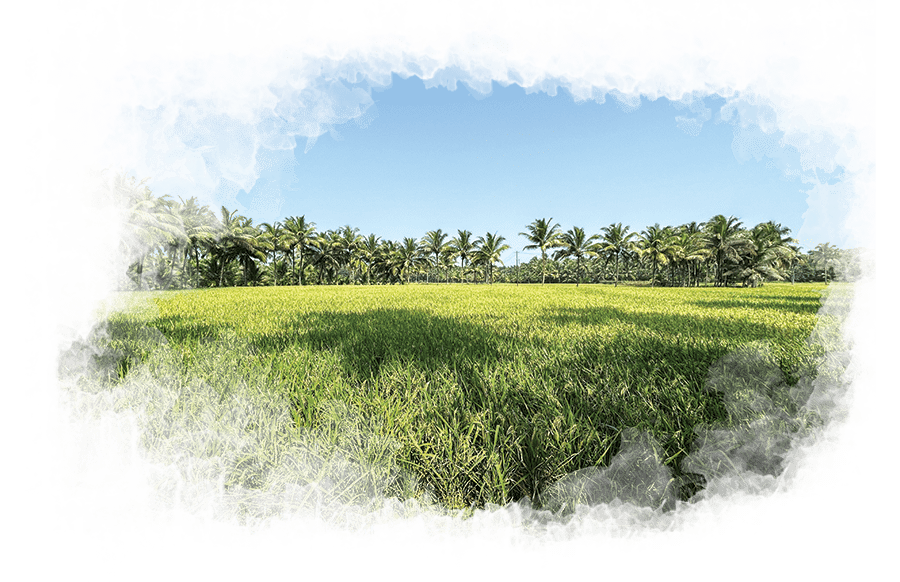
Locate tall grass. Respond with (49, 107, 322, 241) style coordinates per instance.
(59, 283, 833, 517)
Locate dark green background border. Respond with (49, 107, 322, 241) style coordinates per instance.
(10, 0, 888, 581)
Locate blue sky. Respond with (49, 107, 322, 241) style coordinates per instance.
(101, 53, 865, 264)
(45, 5, 875, 264)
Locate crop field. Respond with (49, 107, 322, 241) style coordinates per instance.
(61, 282, 836, 516)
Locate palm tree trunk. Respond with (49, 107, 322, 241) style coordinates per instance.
(138, 251, 146, 291)
(178, 248, 188, 289)
(290, 247, 296, 285)
(167, 249, 178, 283)
(297, 247, 304, 285)
(541, 251, 546, 284)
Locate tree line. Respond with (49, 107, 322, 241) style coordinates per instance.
(115, 174, 858, 291)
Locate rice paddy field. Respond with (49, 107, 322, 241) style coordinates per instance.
(60, 282, 841, 518)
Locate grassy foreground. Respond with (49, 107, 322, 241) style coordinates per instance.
(63, 283, 830, 513)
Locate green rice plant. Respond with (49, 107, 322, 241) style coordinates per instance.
(62, 282, 832, 513)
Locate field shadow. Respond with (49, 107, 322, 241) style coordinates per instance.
(53, 316, 233, 388)
(690, 295, 822, 315)
(544, 304, 783, 340)
(269, 308, 518, 381)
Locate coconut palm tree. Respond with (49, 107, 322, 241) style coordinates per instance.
(213, 207, 268, 287)
(98, 164, 185, 291)
(359, 234, 381, 285)
(259, 221, 286, 285)
(162, 196, 213, 287)
(375, 239, 402, 284)
(308, 230, 343, 284)
(158, 197, 188, 288)
(234, 219, 271, 286)
(638, 224, 675, 287)
(749, 222, 792, 250)
(553, 226, 599, 287)
(396, 237, 427, 284)
(810, 242, 840, 284)
(520, 218, 562, 284)
(658, 226, 680, 287)
(674, 222, 708, 286)
(728, 223, 795, 287)
(117, 175, 184, 289)
(754, 222, 797, 276)
(241, 230, 272, 286)
(670, 226, 709, 287)
(421, 229, 449, 283)
(247, 261, 268, 285)
(144, 252, 169, 289)
(474, 232, 510, 284)
(334, 225, 363, 283)
(283, 215, 316, 285)
(177, 196, 219, 288)
(703, 215, 752, 287)
(598, 223, 638, 287)
(449, 229, 476, 283)
(439, 245, 456, 283)
(788, 242, 804, 284)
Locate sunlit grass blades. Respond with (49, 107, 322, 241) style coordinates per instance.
(62, 282, 835, 514)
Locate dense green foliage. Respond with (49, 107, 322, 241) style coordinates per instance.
(111, 174, 860, 291)
(64, 283, 829, 513)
